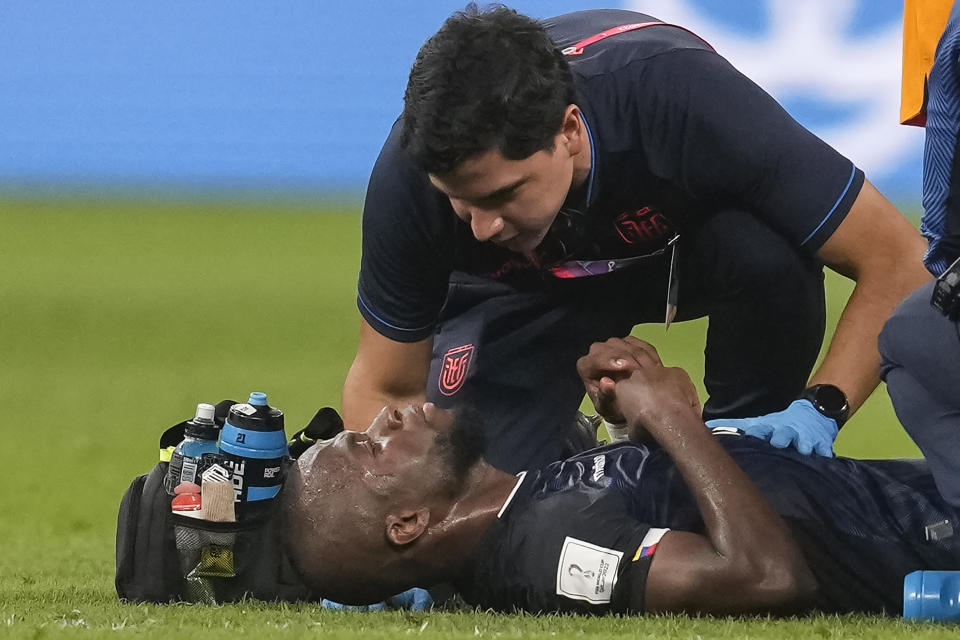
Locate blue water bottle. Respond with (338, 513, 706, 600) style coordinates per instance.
(903, 570, 960, 621)
(219, 392, 288, 505)
(165, 403, 220, 493)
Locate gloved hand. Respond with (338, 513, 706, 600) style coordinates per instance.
(704, 399, 838, 457)
(321, 587, 433, 611)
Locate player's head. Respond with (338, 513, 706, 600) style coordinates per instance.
(283, 403, 486, 604)
(402, 4, 587, 253)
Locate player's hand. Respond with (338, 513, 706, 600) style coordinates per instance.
(583, 337, 701, 437)
(578, 337, 664, 422)
(704, 400, 838, 457)
(614, 364, 702, 436)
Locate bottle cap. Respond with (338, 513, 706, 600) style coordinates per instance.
(186, 402, 221, 440)
(248, 392, 268, 406)
(194, 403, 216, 424)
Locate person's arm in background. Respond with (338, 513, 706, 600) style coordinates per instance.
(341, 319, 433, 430)
(578, 337, 816, 614)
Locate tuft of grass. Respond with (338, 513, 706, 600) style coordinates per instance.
(0, 196, 939, 638)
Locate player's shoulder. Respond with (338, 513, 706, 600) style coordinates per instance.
(542, 9, 717, 77)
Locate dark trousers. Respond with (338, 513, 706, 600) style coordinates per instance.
(426, 211, 826, 473)
(880, 281, 960, 507)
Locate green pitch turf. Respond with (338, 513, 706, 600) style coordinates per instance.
(0, 196, 952, 638)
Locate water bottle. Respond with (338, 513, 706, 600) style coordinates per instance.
(903, 570, 960, 621)
(165, 403, 220, 494)
(219, 392, 288, 506)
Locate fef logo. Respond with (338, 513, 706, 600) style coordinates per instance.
(614, 206, 672, 245)
(439, 344, 474, 396)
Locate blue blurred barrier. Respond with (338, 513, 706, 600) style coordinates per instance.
(0, 1, 921, 202)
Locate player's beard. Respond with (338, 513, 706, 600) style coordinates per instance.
(430, 405, 486, 492)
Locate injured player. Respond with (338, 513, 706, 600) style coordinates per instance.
(283, 337, 960, 615)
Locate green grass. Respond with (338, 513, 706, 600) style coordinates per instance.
(0, 196, 947, 638)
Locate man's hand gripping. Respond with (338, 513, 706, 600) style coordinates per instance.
(576, 337, 702, 442)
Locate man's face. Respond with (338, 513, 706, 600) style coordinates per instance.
(298, 403, 477, 502)
(428, 135, 576, 254)
(287, 404, 485, 601)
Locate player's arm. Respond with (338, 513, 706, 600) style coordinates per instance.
(580, 338, 817, 615)
(341, 319, 432, 430)
(809, 180, 930, 412)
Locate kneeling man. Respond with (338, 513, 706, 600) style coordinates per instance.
(284, 338, 960, 615)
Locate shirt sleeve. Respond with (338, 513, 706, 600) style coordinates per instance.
(357, 119, 455, 342)
(613, 526, 670, 613)
(509, 508, 664, 615)
(628, 48, 864, 254)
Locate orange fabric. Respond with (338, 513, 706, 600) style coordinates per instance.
(901, 0, 953, 126)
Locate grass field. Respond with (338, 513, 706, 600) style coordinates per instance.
(1, 195, 953, 638)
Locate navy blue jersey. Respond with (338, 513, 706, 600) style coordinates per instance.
(358, 9, 864, 342)
(454, 436, 960, 615)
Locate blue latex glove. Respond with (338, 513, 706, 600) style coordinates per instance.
(704, 399, 838, 457)
(321, 587, 433, 611)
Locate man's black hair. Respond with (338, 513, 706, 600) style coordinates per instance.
(401, 3, 576, 175)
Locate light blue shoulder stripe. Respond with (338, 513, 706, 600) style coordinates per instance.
(800, 164, 857, 246)
(357, 293, 435, 333)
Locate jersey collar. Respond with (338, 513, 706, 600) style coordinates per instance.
(497, 471, 528, 519)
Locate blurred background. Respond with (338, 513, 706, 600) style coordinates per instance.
(0, 0, 921, 201)
(0, 0, 927, 602)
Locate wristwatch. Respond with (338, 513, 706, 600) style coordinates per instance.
(802, 384, 850, 428)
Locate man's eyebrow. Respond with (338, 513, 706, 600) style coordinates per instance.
(474, 178, 526, 202)
(438, 177, 527, 202)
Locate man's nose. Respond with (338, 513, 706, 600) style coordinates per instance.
(467, 208, 505, 242)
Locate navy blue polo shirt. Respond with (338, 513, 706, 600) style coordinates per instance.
(358, 9, 864, 343)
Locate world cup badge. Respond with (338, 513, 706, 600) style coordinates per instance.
(438, 344, 475, 396)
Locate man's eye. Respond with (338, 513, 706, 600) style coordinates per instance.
(480, 191, 513, 207)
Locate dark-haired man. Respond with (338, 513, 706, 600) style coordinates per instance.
(288, 337, 960, 615)
(344, 6, 929, 472)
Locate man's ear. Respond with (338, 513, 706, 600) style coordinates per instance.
(559, 104, 584, 153)
(385, 508, 430, 546)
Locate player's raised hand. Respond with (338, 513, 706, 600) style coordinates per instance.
(614, 360, 702, 433)
(577, 337, 662, 422)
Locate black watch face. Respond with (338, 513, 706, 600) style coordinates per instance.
(814, 384, 846, 413)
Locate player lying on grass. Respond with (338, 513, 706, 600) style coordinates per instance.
(284, 337, 960, 615)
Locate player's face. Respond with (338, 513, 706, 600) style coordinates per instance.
(301, 403, 459, 493)
(429, 131, 581, 255)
